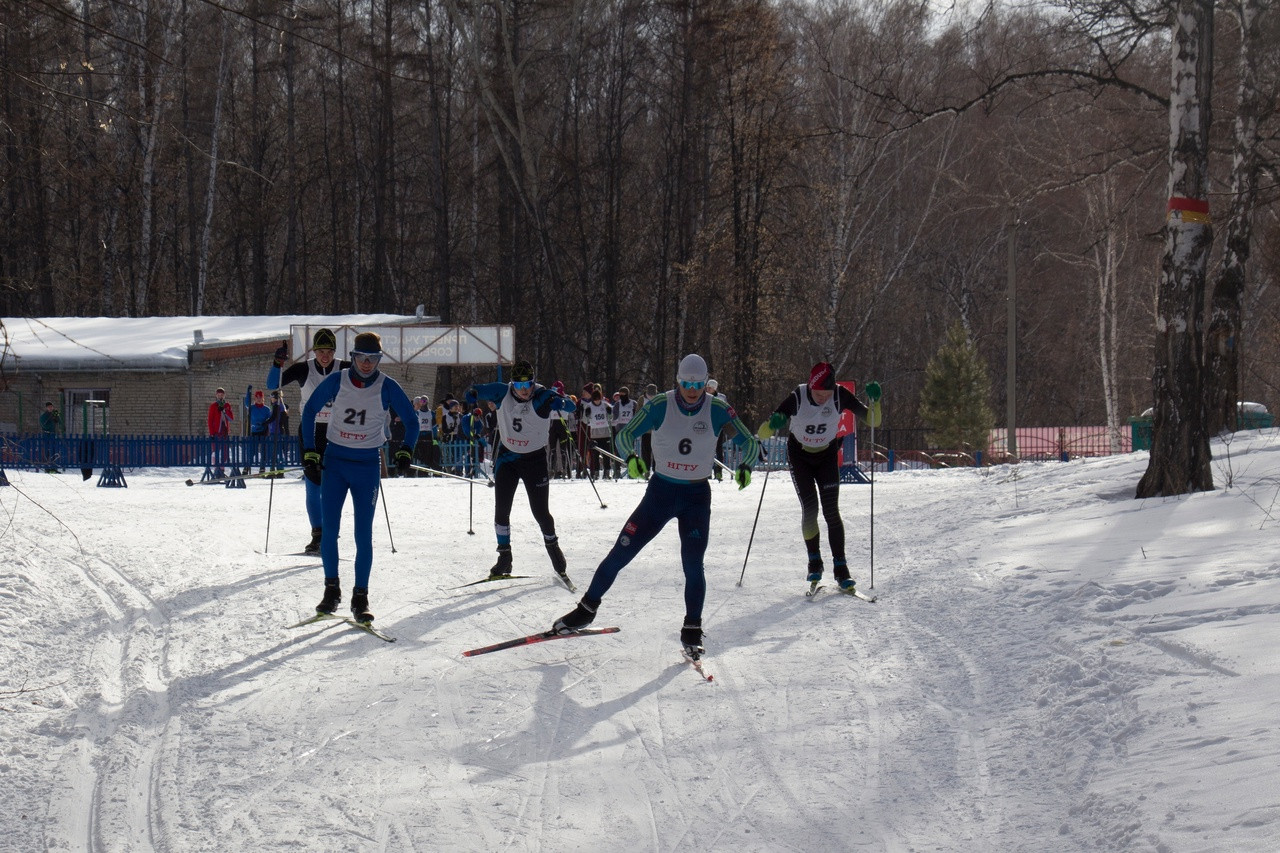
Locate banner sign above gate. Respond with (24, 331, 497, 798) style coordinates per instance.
(288, 324, 515, 366)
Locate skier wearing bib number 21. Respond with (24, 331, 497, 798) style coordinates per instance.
(465, 360, 577, 587)
(300, 332, 418, 624)
(757, 362, 871, 594)
(551, 353, 760, 661)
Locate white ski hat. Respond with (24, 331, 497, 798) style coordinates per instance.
(677, 353, 708, 384)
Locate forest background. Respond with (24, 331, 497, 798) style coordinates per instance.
(2, 0, 1278, 438)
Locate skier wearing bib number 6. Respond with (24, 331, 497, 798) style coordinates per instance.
(465, 361, 577, 586)
(756, 362, 873, 594)
(300, 332, 418, 624)
(550, 353, 760, 660)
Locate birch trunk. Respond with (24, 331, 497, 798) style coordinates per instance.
(1136, 0, 1216, 498)
(1204, 0, 1263, 434)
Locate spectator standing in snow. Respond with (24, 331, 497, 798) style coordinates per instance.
(244, 387, 272, 473)
(207, 388, 234, 476)
(39, 401, 61, 472)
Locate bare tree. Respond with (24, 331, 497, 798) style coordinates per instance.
(1137, 0, 1216, 497)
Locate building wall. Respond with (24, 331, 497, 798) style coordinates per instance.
(1, 357, 438, 435)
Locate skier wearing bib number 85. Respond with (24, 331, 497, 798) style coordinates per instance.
(550, 353, 760, 660)
(464, 360, 577, 585)
(300, 332, 418, 624)
(757, 362, 872, 593)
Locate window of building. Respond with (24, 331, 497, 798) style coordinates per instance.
(62, 389, 111, 435)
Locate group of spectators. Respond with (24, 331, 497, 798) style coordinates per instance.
(388, 377, 731, 481)
(206, 385, 292, 476)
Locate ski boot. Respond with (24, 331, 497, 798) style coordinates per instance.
(545, 537, 574, 589)
(806, 558, 824, 584)
(304, 527, 322, 556)
(489, 545, 514, 579)
(351, 587, 374, 624)
(680, 620, 704, 660)
(553, 597, 598, 635)
(316, 578, 341, 615)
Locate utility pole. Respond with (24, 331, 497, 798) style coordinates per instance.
(1006, 209, 1018, 459)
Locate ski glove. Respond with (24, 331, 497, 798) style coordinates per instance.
(394, 449, 412, 474)
(758, 411, 788, 439)
(273, 344, 288, 367)
(626, 454, 648, 480)
(303, 451, 323, 486)
(734, 464, 752, 490)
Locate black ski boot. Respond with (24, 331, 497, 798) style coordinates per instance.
(680, 620, 704, 659)
(351, 586, 374, 624)
(546, 537, 568, 574)
(552, 597, 599, 634)
(806, 558, 824, 584)
(489, 545, 514, 579)
(316, 578, 341, 615)
(304, 527, 322, 555)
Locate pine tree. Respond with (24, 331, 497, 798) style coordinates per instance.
(919, 321, 996, 454)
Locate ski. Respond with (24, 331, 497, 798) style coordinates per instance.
(554, 572, 577, 593)
(286, 612, 396, 642)
(345, 618, 396, 642)
(447, 574, 533, 590)
(806, 581, 876, 603)
(682, 650, 714, 682)
(462, 626, 620, 658)
(287, 612, 335, 629)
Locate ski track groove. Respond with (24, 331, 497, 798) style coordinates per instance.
(52, 547, 174, 853)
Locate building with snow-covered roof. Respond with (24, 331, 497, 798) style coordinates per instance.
(0, 314, 445, 434)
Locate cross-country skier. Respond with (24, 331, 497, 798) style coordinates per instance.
(266, 328, 351, 554)
(465, 360, 577, 585)
(757, 361, 871, 592)
(300, 332, 418, 623)
(551, 353, 760, 659)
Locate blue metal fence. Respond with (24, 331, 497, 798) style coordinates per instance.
(1, 434, 301, 471)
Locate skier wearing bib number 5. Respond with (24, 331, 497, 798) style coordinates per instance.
(464, 361, 577, 586)
(300, 332, 418, 624)
(551, 353, 760, 660)
(757, 362, 872, 593)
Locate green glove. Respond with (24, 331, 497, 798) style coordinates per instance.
(865, 381, 882, 402)
(758, 411, 788, 439)
(627, 454, 648, 480)
(735, 464, 752, 490)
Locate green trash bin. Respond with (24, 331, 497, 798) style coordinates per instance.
(1239, 403, 1274, 430)
(1129, 416, 1153, 451)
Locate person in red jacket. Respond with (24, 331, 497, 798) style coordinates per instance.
(207, 387, 234, 476)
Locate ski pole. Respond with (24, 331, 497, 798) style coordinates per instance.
(264, 466, 277, 553)
(379, 481, 397, 553)
(407, 463, 486, 484)
(560, 413, 606, 509)
(468, 460, 475, 536)
(185, 466, 301, 486)
(865, 382, 883, 590)
(737, 459, 771, 587)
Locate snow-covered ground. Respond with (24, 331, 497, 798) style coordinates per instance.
(3, 433, 1280, 852)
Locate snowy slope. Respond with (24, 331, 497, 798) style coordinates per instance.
(2, 434, 1279, 852)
